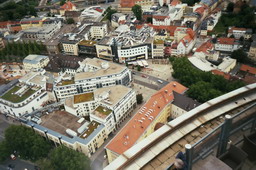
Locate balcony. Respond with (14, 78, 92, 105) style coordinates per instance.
(167, 103, 256, 170)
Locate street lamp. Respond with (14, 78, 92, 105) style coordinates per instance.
(31, 124, 35, 132)
(58, 136, 62, 145)
(44, 130, 48, 140)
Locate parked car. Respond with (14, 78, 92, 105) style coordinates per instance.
(157, 80, 163, 84)
(10, 154, 16, 160)
(142, 74, 148, 78)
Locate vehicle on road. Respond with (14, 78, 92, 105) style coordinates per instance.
(142, 74, 148, 78)
(157, 80, 163, 84)
(10, 154, 16, 160)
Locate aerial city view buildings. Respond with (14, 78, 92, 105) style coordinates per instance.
(0, 0, 255, 169)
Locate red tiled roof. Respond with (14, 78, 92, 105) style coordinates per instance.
(195, 41, 213, 53)
(228, 27, 246, 33)
(195, 7, 205, 15)
(0, 21, 9, 28)
(217, 38, 235, 45)
(60, 1, 76, 10)
(105, 81, 187, 155)
(153, 15, 168, 20)
(120, 0, 136, 8)
(170, 0, 181, 6)
(211, 70, 231, 80)
(240, 64, 256, 75)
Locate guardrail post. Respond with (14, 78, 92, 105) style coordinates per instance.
(185, 144, 193, 170)
(217, 114, 232, 157)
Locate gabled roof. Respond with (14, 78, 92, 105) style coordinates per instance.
(172, 91, 200, 111)
(240, 64, 256, 75)
(120, 0, 136, 8)
(170, 0, 181, 6)
(211, 69, 231, 80)
(228, 26, 246, 33)
(105, 81, 187, 155)
(60, 1, 76, 10)
(217, 37, 235, 45)
(195, 41, 214, 53)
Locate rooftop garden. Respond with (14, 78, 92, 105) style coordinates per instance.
(154, 39, 164, 44)
(95, 106, 112, 116)
(74, 93, 94, 104)
(58, 78, 75, 86)
(79, 40, 97, 46)
(0, 86, 36, 103)
(80, 121, 100, 139)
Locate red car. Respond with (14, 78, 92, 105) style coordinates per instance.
(142, 74, 148, 78)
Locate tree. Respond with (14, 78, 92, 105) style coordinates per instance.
(44, 146, 91, 170)
(106, 9, 117, 21)
(146, 17, 152, 23)
(136, 94, 143, 104)
(239, 36, 244, 43)
(137, 65, 141, 71)
(132, 5, 142, 21)
(67, 18, 75, 24)
(227, 2, 234, 12)
(4, 125, 52, 161)
(0, 140, 11, 163)
(230, 49, 247, 63)
(60, 0, 65, 5)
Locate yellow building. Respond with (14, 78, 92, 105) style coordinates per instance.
(20, 17, 46, 30)
(249, 42, 256, 61)
(153, 39, 165, 59)
(105, 81, 188, 163)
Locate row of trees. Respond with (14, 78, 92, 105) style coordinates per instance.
(170, 57, 245, 103)
(0, 0, 38, 21)
(0, 41, 47, 62)
(0, 125, 91, 170)
(0, 125, 52, 162)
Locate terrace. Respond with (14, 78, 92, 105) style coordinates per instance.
(80, 121, 100, 139)
(40, 110, 82, 137)
(92, 105, 112, 119)
(0, 85, 36, 103)
(57, 78, 75, 86)
(74, 92, 94, 104)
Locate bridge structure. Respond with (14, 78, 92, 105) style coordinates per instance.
(104, 83, 256, 170)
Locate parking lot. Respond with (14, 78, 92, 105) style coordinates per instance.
(135, 59, 174, 82)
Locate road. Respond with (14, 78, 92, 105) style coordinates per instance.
(0, 115, 36, 170)
(0, 157, 36, 170)
(131, 70, 171, 90)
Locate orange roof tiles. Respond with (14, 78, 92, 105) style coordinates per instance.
(120, 0, 136, 8)
(240, 64, 256, 75)
(228, 27, 246, 33)
(60, 1, 76, 10)
(153, 15, 168, 20)
(211, 70, 231, 80)
(170, 0, 181, 6)
(195, 41, 214, 53)
(105, 81, 187, 155)
(195, 7, 205, 15)
(217, 38, 235, 45)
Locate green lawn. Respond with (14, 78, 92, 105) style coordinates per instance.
(60, 79, 75, 86)
(209, 22, 227, 36)
(1, 86, 36, 103)
(95, 106, 112, 115)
